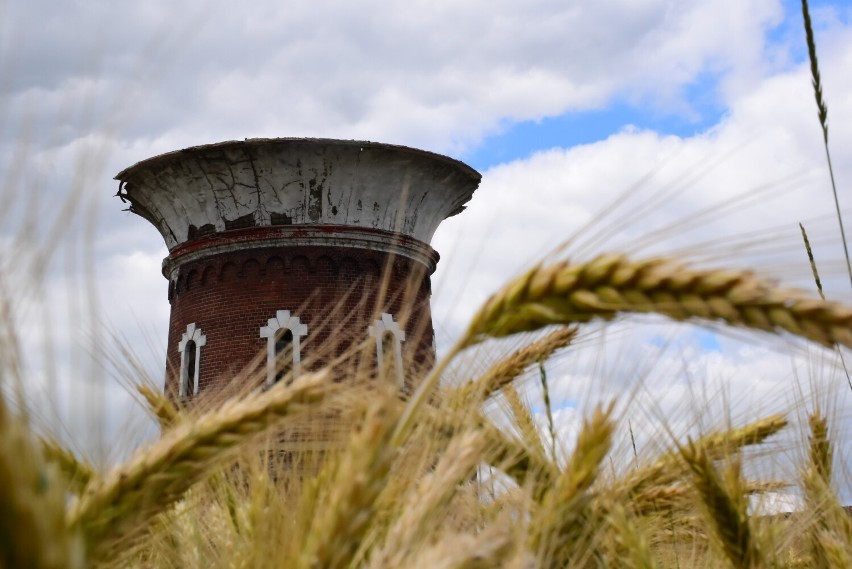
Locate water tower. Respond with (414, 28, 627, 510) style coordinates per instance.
(115, 138, 480, 399)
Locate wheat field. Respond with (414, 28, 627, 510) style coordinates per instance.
(3, 1, 852, 568)
(3, 254, 852, 568)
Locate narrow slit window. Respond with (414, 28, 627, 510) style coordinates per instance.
(380, 331, 399, 384)
(184, 340, 197, 396)
(274, 328, 294, 384)
(177, 323, 206, 398)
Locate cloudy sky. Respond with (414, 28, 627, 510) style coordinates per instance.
(3, 0, 852, 492)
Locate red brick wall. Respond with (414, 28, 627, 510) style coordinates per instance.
(164, 244, 436, 399)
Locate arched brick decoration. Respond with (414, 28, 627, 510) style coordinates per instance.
(369, 313, 406, 386)
(161, 246, 436, 395)
(259, 310, 308, 387)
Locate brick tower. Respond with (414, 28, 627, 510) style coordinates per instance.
(115, 138, 481, 400)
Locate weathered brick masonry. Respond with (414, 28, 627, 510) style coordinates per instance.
(164, 240, 435, 395)
(115, 138, 480, 401)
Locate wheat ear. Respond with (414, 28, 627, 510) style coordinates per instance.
(623, 414, 787, 499)
(680, 441, 762, 569)
(481, 413, 558, 494)
(39, 436, 96, 495)
(531, 402, 615, 567)
(369, 430, 486, 568)
(632, 479, 787, 517)
(68, 370, 331, 558)
(814, 529, 852, 569)
(503, 384, 548, 460)
(430, 399, 559, 495)
(408, 522, 516, 569)
(602, 501, 658, 569)
(137, 384, 180, 429)
(463, 254, 852, 348)
(692, 413, 788, 462)
(808, 413, 832, 486)
(452, 326, 577, 406)
(0, 398, 83, 569)
(803, 412, 852, 568)
(390, 304, 570, 452)
(300, 399, 399, 569)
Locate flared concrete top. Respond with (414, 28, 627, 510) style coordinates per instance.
(115, 138, 481, 251)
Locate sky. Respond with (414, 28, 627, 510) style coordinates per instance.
(2, 0, 852, 500)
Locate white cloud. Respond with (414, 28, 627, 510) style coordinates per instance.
(3, 0, 787, 156)
(428, 13, 852, 484)
(751, 491, 804, 515)
(432, 18, 852, 340)
(4, 0, 852, 476)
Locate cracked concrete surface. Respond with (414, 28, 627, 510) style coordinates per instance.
(115, 138, 482, 250)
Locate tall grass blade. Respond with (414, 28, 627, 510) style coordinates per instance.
(538, 361, 558, 461)
(801, 0, 852, 289)
(800, 222, 852, 392)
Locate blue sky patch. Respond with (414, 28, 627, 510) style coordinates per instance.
(464, 76, 728, 172)
(531, 397, 577, 416)
(463, 0, 842, 173)
(694, 329, 722, 351)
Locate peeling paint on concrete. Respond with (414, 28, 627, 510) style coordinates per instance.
(307, 176, 322, 222)
(115, 138, 481, 251)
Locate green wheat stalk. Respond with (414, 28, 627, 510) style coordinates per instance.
(628, 419, 638, 465)
(800, 222, 852, 392)
(538, 361, 557, 462)
(801, 0, 852, 289)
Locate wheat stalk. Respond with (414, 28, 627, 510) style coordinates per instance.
(409, 522, 516, 569)
(603, 500, 658, 569)
(137, 384, 180, 429)
(0, 398, 83, 569)
(39, 436, 96, 495)
(815, 529, 852, 569)
(452, 327, 577, 406)
(694, 414, 789, 459)
(632, 479, 788, 517)
(800, 0, 852, 288)
(481, 413, 558, 494)
(430, 401, 558, 495)
(369, 430, 486, 568)
(808, 413, 832, 486)
(801, 0, 829, 144)
(463, 254, 852, 348)
(503, 384, 548, 460)
(802, 411, 852, 569)
(538, 361, 558, 461)
(300, 398, 400, 569)
(680, 442, 762, 569)
(68, 371, 332, 558)
(398, 324, 574, 456)
(623, 414, 788, 499)
(800, 223, 852, 392)
(800, 223, 826, 301)
(401, 326, 576, 464)
(531, 402, 615, 567)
